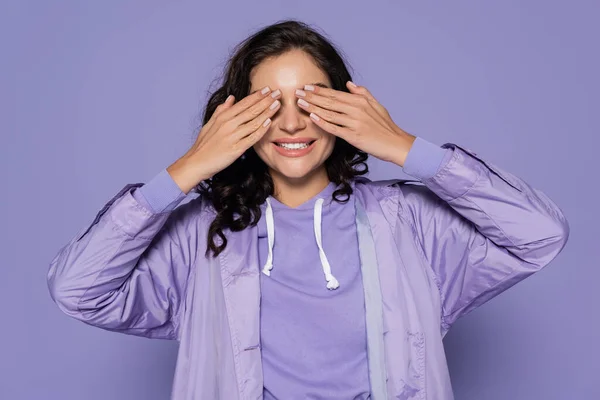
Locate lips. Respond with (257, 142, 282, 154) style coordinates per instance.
(272, 139, 317, 158)
(273, 141, 316, 149)
(272, 137, 317, 145)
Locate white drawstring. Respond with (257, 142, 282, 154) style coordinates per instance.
(261, 196, 339, 290)
(261, 198, 275, 276)
(314, 198, 340, 290)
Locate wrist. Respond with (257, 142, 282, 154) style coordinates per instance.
(393, 131, 417, 167)
(167, 157, 209, 195)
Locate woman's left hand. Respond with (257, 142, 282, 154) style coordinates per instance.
(296, 81, 417, 167)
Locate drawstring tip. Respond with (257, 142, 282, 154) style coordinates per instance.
(325, 274, 340, 290)
(262, 262, 273, 276)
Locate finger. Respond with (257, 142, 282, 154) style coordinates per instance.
(308, 112, 351, 139)
(296, 89, 354, 115)
(297, 98, 354, 128)
(237, 115, 273, 150)
(223, 94, 235, 108)
(303, 84, 362, 107)
(231, 89, 281, 127)
(346, 81, 376, 100)
(211, 94, 235, 119)
(346, 82, 389, 116)
(204, 94, 235, 129)
(235, 95, 281, 140)
(221, 86, 274, 120)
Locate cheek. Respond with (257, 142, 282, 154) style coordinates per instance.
(253, 134, 270, 151)
(322, 135, 337, 157)
(252, 139, 272, 162)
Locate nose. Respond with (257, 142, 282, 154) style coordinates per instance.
(276, 94, 307, 134)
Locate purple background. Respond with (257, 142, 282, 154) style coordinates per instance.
(2, 1, 597, 399)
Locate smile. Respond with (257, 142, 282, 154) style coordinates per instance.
(275, 141, 314, 149)
(272, 140, 317, 157)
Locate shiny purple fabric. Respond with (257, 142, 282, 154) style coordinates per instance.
(47, 142, 569, 399)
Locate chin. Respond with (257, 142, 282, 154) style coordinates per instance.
(271, 162, 320, 181)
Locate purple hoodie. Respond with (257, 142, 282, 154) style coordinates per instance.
(47, 138, 569, 399)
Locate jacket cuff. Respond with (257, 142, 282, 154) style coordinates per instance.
(402, 137, 453, 180)
(134, 168, 187, 214)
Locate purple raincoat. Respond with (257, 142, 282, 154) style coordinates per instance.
(47, 143, 569, 399)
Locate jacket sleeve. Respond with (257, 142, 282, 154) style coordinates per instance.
(399, 141, 570, 334)
(47, 170, 198, 340)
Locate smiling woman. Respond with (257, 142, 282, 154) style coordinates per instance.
(250, 50, 338, 194)
(47, 19, 570, 400)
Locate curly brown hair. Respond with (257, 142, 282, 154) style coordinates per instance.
(194, 19, 369, 258)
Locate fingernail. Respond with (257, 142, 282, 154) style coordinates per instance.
(348, 81, 357, 87)
(310, 113, 320, 121)
(271, 89, 281, 98)
(261, 86, 271, 95)
(295, 89, 306, 97)
(263, 118, 272, 127)
(225, 95, 233, 102)
(270, 100, 280, 110)
(297, 98, 309, 108)
(304, 85, 315, 91)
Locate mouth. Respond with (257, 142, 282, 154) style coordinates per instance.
(273, 139, 317, 150)
(272, 139, 318, 157)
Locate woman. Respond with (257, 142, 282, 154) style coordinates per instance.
(47, 19, 569, 400)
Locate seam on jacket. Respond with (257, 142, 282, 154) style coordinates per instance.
(424, 149, 485, 202)
(450, 143, 524, 193)
(108, 202, 164, 241)
(384, 182, 472, 328)
(386, 188, 446, 330)
(422, 149, 462, 199)
(163, 213, 197, 340)
(394, 200, 443, 290)
(217, 250, 244, 398)
(172, 200, 214, 340)
(450, 180, 519, 249)
(385, 186, 444, 293)
(166, 233, 187, 340)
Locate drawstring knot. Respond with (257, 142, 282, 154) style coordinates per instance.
(325, 273, 340, 290)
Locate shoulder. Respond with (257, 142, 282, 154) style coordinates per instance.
(352, 177, 449, 230)
(353, 176, 443, 209)
(161, 192, 216, 241)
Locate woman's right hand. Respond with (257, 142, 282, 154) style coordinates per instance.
(167, 86, 282, 194)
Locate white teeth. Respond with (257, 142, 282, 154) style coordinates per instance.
(276, 142, 310, 150)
